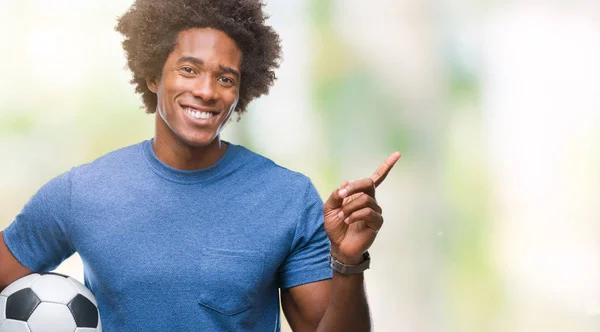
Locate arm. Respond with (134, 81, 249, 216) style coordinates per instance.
(283, 152, 401, 331)
(0, 231, 33, 292)
(282, 273, 371, 332)
(1, 170, 76, 291)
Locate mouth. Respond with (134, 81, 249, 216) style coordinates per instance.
(180, 105, 219, 122)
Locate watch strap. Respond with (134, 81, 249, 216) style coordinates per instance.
(329, 251, 371, 274)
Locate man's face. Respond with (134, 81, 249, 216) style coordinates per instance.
(148, 28, 242, 147)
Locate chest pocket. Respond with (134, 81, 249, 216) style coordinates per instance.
(197, 247, 266, 316)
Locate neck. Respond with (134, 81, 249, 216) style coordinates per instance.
(152, 118, 227, 171)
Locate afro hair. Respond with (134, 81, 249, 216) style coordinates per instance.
(115, 0, 282, 116)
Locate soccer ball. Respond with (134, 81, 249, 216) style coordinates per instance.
(0, 272, 102, 332)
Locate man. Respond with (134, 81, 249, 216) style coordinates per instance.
(0, 0, 400, 331)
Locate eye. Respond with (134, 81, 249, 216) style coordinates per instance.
(180, 66, 196, 75)
(218, 77, 235, 86)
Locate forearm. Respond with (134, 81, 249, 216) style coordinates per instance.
(316, 271, 371, 332)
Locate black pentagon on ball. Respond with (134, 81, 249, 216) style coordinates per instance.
(67, 293, 99, 328)
(6, 288, 41, 321)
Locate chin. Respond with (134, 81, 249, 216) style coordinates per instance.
(177, 131, 219, 148)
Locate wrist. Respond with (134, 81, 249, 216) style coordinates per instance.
(329, 250, 371, 275)
(330, 247, 366, 265)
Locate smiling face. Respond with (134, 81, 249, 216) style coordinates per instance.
(148, 28, 242, 148)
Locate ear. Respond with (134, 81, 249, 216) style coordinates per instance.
(146, 78, 158, 93)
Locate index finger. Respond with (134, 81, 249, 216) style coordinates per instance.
(370, 152, 401, 187)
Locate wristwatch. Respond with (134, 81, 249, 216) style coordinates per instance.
(329, 251, 371, 274)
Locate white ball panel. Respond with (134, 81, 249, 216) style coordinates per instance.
(27, 303, 75, 332)
(74, 329, 97, 332)
(66, 278, 97, 306)
(0, 296, 6, 321)
(0, 274, 40, 297)
(0, 319, 31, 332)
(30, 275, 77, 305)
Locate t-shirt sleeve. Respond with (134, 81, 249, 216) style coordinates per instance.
(2, 170, 75, 272)
(278, 178, 332, 289)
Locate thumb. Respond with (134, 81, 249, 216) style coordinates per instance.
(324, 181, 349, 212)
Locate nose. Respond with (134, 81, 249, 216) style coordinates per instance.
(191, 74, 218, 102)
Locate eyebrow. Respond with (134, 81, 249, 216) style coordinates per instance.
(176, 56, 240, 79)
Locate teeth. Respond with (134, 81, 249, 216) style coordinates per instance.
(185, 107, 214, 120)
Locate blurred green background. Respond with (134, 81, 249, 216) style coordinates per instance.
(1, 0, 599, 331)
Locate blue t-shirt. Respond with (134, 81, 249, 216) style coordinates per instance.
(3, 140, 332, 331)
